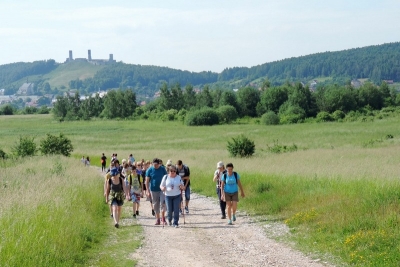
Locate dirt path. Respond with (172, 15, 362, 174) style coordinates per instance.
(128, 193, 331, 267)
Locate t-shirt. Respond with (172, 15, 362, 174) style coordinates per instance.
(221, 172, 240, 194)
(146, 166, 167, 192)
(126, 174, 141, 194)
(101, 156, 107, 164)
(177, 165, 190, 187)
(160, 175, 184, 196)
(214, 169, 224, 188)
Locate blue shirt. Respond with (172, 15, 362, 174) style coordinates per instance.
(146, 166, 167, 192)
(221, 172, 240, 193)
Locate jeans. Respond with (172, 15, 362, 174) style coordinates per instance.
(216, 187, 226, 216)
(165, 194, 182, 225)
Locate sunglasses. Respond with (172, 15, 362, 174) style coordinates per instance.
(169, 170, 176, 172)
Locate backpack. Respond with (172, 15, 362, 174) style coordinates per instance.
(222, 171, 238, 184)
(109, 177, 123, 191)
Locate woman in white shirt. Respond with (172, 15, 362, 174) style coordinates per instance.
(160, 165, 184, 227)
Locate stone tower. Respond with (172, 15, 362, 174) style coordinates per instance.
(69, 50, 73, 61)
(88, 49, 92, 61)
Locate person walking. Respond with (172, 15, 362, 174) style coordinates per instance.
(126, 166, 143, 217)
(221, 163, 245, 225)
(160, 165, 184, 227)
(101, 153, 107, 172)
(213, 161, 227, 219)
(85, 156, 90, 166)
(105, 167, 131, 228)
(176, 160, 191, 214)
(145, 158, 167, 225)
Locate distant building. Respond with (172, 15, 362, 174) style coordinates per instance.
(309, 80, 318, 91)
(65, 49, 116, 65)
(17, 83, 35, 95)
(383, 80, 394, 84)
(351, 79, 362, 88)
(0, 89, 4, 95)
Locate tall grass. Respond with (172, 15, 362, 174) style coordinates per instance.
(0, 156, 108, 266)
(2, 114, 400, 266)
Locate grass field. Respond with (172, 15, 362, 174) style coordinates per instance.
(1, 114, 400, 266)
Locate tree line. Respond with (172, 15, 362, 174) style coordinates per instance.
(50, 81, 400, 125)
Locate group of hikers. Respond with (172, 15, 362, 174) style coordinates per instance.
(100, 153, 245, 228)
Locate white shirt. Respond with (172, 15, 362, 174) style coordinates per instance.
(160, 175, 183, 196)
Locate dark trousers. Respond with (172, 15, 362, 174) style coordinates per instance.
(216, 187, 226, 216)
(165, 194, 182, 225)
(101, 163, 106, 171)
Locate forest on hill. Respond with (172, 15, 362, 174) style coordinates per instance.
(1, 42, 400, 97)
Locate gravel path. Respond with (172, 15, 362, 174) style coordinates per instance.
(129, 193, 332, 267)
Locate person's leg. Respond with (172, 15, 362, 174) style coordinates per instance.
(160, 193, 166, 222)
(165, 196, 173, 224)
(116, 205, 122, 224)
(173, 194, 181, 226)
(217, 187, 226, 218)
(232, 201, 238, 220)
(111, 202, 118, 225)
(226, 201, 232, 221)
(185, 186, 190, 213)
(151, 191, 161, 221)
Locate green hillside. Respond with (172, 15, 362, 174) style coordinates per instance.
(42, 61, 105, 89)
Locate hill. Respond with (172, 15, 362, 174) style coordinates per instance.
(1, 42, 400, 96)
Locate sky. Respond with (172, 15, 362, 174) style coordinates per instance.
(0, 0, 400, 73)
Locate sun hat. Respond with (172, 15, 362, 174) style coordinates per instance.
(217, 161, 224, 168)
(166, 159, 172, 166)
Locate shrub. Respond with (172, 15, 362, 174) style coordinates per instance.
(227, 134, 255, 157)
(217, 105, 238, 124)
(316, 111, 333, 122)
(40, 133, 74, 157)
(267, 140, 298, 153)
(37, 106, 50, 114)
(161, 109, 178, 121)
(185, 108, 219, 126)
(12, 136, 37, 157)
(261, 111, 280, 125)
(279, 104, 306, 124)
(0, 149, 7, 159)
(2, 104, 14, 115)
(332, 110, 345, 121)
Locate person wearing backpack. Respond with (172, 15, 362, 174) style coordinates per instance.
(146, 158, 167, 225)
(126, 166, 143, 218)
(176, 160, 191, 214)
(213, 161, 227, 219)
(101, 153, 107, 172)
(160, 165, 185, 227)
(106, 167, 131, 228)
(221, 163, 245, 225)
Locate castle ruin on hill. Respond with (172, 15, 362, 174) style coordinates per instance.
(65, 50, 116, 65)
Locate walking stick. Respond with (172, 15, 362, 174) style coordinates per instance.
(181, 189, 185, 225)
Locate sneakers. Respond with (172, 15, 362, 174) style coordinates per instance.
(168, 221, 172, 226)
(110, 214, 113, 218)
(227, 220, 233, 225)
(162, 217, 166, 223)
(114, 223, 119, 228)
(174, 224, 179, 228)
(136, 210, 139, 216)
(179, 208, 183, 215)
(221, 215, 226, 219)
(152, 209, 155, 216)
(185, 206, 189, 214)
(232, 214, 236, 222)
(133, 214, 136, 218)
(155, 219, 160, 225)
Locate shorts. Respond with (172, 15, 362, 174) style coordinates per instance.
(150, 191, 166, 214)
(131, 193, 141, 204)
(111, 199, 124, 206)
(224, 191, 239, 202)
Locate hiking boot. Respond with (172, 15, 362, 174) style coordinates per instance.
(136, 210, 139, 216)
(227, 220, 233, 225)
(221, 215, 226, 219)
(152, 209, 155, 216)
(155, 219, 160, 225)
(232, 214, 236, 222)
(185, 206, 189, 214)
(115, 223, 119, 228)
(133, 214, 136, 218)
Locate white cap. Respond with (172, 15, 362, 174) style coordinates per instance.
(217, 161, 224, 168)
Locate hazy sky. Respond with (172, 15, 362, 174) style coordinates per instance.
(1, 0, 399, 72)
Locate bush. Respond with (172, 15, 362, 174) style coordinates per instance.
(37, 106, 50, 114)
(217, 105, 238, 124)
(279, 104, 306, 124)
(12, 136, 37, 157)
(332, 110, 345, 121)
(227, 134, 255, 157)
(267, 140, 298, 153)
(40, 133, 74, 157)
(0, 149, 7, 159)
(261, 111, 280, 125)
(316, 111, 333, 122)
(185, 108, 219, 126)
(161, 109, 178, 121)
(2, 104, 14, 115)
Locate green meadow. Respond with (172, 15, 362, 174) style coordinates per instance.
(1, 114, 400, 266)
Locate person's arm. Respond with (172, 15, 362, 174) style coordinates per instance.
(220, 180, 225, 202)
(105, 181, 110, 203)
(160, 176, 167, 192)
(121, 178, 130, 200)
(213, 171, 219, 182)
(238, 179, 245, 198)
(145, 176, 150, 196)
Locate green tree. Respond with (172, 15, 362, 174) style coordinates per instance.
(237, 86, 260, 117)
(196, 85, 213, 108)
(183, 84, 197, 110)
(257, 86, 288, 115)
(12, 136, 37, 157)
(358, 83, 384, 110)
(2, 104, 14, 115)
(40, 133, 74, 157)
